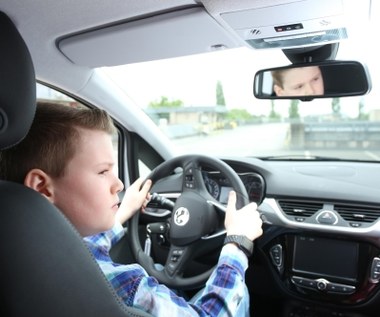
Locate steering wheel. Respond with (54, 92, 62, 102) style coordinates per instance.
(129, 154, 249, 290)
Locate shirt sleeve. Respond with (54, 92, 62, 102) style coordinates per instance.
(85, 224, 249, 316)
(132, 243, 248, 317)
(84, 221, 126, 252)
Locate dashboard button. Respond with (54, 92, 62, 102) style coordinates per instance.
(269, 244, 283, 267)
(291, 276, 317, 289)
(317, 280, 327, 290)
(327, 283, 356, 294)
(369, 257, 380, 283)
(292, 277, 356, 294)
(316, 210, 338, 225)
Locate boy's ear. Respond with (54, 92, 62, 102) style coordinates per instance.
(24, 169, 54, 202)
(273, 84, 283, 96)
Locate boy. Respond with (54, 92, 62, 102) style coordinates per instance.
(272, 65, 324, 96)
(0, 101, 263, 316)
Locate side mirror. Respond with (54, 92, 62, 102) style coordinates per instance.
(253, 61, 370, 101)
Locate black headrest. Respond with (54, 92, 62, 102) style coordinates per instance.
(0, 11, 36, 149)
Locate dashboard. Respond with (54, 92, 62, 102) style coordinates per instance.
(202, 170, 266, 205)
(146, 157, 380, 316)
(225, 157, 380, 316)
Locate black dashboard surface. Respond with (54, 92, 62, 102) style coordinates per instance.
(146, 157, 380, 316)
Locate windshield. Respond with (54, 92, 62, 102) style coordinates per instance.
(103, 10, 380, 162)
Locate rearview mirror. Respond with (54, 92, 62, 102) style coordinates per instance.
(253, 61, 370, 101)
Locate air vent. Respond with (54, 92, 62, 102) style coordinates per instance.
(278, 200, 323, 217)
(335, 204, 380, 223)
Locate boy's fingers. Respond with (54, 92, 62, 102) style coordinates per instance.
(226, 191, 236, 212)
(132, 177, 143, 188)
(142, 179, 152, 192)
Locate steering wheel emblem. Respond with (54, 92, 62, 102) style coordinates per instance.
(174, 207, 190, 226)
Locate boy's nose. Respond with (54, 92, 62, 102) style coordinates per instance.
(305, 84, 314, 95)
(114, 177, 124, 193)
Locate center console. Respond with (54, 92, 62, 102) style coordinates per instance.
(265, 234, 380, 305)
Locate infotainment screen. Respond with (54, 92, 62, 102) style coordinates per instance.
(293, 236, 359, 281)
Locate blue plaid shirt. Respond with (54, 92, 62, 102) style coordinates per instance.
(84, 222, 249, 316)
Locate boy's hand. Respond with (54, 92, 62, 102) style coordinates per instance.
(224, 191, 263, 241)
(116, 178, 152, 224)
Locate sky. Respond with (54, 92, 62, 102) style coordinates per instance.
(104, 47, 280, 109)
(102, 0, 379, 119)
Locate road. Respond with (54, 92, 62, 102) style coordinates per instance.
(172, 123, 380, 161)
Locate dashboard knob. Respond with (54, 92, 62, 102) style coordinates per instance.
(317, 279, 327, 290)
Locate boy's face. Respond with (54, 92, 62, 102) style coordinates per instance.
(49, 128, 124, 236)
(274, 66, 324, 96)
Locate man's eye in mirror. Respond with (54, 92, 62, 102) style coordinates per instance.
(253, 61, 370, 101)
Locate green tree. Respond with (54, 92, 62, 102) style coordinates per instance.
(148, 96, 183, 108)
(331, 97, 341, 116)
(357, 97, 368, 120)
(269, 100, 281, 120)
(288, 99, 300, 119)
(216, 80, 226, 106)
(226, 108, 252, 122)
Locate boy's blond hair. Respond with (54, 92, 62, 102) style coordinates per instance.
(0, 101, 116, 183)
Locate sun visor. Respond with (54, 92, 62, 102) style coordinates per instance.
(58, 7, 238, 67)
(220, 0, 354, 50)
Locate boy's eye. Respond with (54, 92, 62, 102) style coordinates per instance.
(99, 170, 109, 175)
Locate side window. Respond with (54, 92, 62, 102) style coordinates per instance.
(138, 160, 151, 179)
(36, 83, 119, 175)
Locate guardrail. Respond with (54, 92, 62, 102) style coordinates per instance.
(290, 122, 380, 149)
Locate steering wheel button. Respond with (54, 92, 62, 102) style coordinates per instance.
(185, 182, 194, 188)
(173, 249, 183, 256)
(167, 263, 176, 275)
(171, 256, 178, 262)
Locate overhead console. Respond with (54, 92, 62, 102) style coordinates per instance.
(264, 233, 380, 305)
(220, 0, 348, 49)
(202, 0, 371, 51)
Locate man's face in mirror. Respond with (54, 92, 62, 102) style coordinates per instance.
(273, 66, 324, 96)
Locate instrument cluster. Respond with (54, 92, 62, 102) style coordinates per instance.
(202, 171, 266, 205)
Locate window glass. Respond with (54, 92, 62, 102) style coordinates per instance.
(103, 40, 380, 162)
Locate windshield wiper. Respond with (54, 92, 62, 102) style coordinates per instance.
(260, 155, 343, 161)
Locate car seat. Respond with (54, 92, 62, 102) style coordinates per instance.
(0, 11, 152, 317)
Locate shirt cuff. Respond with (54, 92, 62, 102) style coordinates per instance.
(219, 243, 249, 275)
